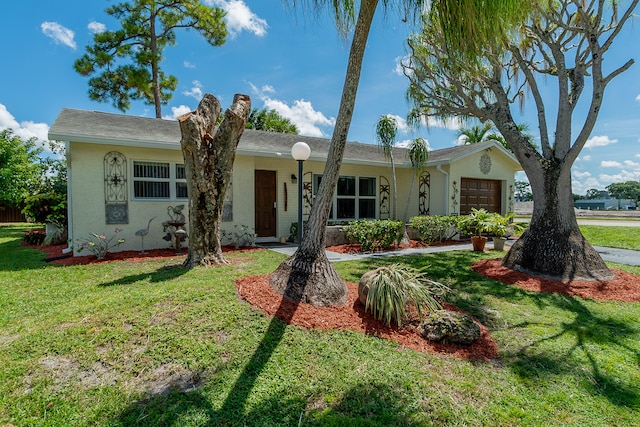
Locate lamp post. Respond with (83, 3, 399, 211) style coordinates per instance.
(291, 141, 311, 243)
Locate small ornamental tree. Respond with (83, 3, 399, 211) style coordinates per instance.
(403, 0, 638, 281)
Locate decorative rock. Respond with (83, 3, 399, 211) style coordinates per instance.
(420, 310, 481, 346)
(358, 267, 385, 306)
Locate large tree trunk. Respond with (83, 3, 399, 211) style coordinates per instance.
(269, 0, 379, 306)
(502, 162, 614, 281)
(179, 93, 251, 268)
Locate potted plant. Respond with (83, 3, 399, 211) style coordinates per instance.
(487, 212, 525, 251)
(457, 208, 493, 251)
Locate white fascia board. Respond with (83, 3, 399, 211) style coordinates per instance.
(48, 133, 180, 150)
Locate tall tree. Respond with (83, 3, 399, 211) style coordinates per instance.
(404, 0, 638, 281)
(269, 0, 533, 306)
(606, 181, 640, 201)
(514, 180, 532, 202)
(179, 93, 251, 268)
(0, 129, 43, 207)
(375, 115, 399, 220)
(74, 0, 226, 118)
(246, 108, 299, 134)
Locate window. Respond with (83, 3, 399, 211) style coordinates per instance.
(314, 174, 377, 220)
(133, 161, 187, 200)
(175, 164, 188, 199)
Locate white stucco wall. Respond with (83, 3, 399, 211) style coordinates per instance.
(68, 141, 518, 256)
(448, 148, 518, 215)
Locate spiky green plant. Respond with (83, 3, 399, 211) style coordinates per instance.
(364, 264, 449, 327)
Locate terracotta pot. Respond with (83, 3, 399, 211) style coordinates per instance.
(471, 236, 488, 251)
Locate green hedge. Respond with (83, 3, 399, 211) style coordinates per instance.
(344, 219, 404, 252)
(409, 215, 459, 243)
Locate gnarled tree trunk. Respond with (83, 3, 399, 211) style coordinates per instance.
(179, 93, 251, 268)
(502, 157, 614, 282)
(269, 0, 379, 306)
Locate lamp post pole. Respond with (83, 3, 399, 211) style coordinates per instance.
(291, 142, 311, 244)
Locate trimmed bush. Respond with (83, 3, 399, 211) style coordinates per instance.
(344, 219, 404, 252)
(409, 215, 458, 244)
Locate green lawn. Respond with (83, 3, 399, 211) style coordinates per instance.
(579, 225, 640, 251)
(1, 224, 638, 426)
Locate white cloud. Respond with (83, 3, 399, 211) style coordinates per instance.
(261, 85, 275, 94)
(582, 155, 592, 161)
(41, 22, 76, 49)
(207, 1, 268, 38)
(585, 135, 617, 149)
(573, 170, 592, 179)
(183, 61, 196, 69)
(0, 103, 50, 147)
(394, 56, 409, 76)
(600, 160, 622, 167)
(162, 105, 193, 120)
(599, 170, 640, 185)
(396, 138, 432, 151)
(249, 83, 335, 137)
(183, 80, 203, 100)
(88, 21, 106, 34)
(419, 116, 464, 131)
(636, 94, 640, 102)
(454, 135, 468, 146)
(623, 160, 640, 168)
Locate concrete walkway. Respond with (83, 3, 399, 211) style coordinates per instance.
(259, 240, 640, 266)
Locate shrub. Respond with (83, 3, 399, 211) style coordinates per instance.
(457, 208, 493, 237)
(221, 224, 256, 248)
(409, 215, 458, 243)
(22, 192, 67, 225)
(344, 219, 404, 252)
(76, 228, 125, 259)
(359, 264, 449, 327)
(23, 229, 46, 245)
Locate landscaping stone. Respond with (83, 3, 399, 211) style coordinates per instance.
(420, 310, 481, 345)
(357, 267, 385, 306)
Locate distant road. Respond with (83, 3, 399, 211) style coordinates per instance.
(577, 219, 640, 227)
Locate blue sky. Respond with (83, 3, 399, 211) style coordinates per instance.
(1, 1, 638, 195)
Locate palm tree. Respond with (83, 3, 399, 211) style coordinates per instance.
(402, 137, 429, 224)
(375, 115, 399, 220)
(269, 0, 535, 307)
(458, 123, 537, 152)
(456, 123, 493, 144)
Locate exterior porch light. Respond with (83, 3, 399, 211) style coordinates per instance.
(291, 141, 311, 243)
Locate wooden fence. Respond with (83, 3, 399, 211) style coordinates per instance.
(0, 205, 27, 222)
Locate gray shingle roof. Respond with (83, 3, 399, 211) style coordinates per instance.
(49, 108, 520, 169)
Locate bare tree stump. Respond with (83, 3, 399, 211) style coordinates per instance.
(179, 93, 251, 268)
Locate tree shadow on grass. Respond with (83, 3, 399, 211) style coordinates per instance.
(113, 260, 418, 425)
(343, 251, 640, 408)
(115, 379, 414, 426)
(504, 292, 640, 408)
(97, 264, 189, 287)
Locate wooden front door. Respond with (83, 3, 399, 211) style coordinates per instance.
(254, 170, 277, 237)
(459, 178, 502, 214)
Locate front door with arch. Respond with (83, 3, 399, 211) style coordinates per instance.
(254, 170, 277, 237)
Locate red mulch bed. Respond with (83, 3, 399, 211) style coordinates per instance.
(28, 243, 263, 266)
(236, 274, 499, 360)
(472, 258, 640, 302)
